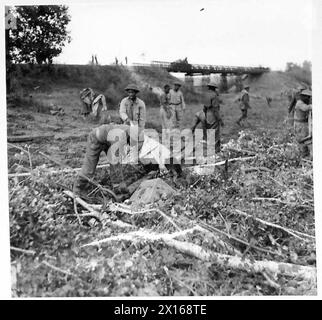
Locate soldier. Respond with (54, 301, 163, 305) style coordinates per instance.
(288, 85, 306, 127)
(79, 88, 109, 123)
(160, 84, 175, 130)
(191, 82, 224, 152)
(73, 124, 143, 195)
(73, 124, 180, 195)
(169, 81, 186, 129)
(119, 84, 146, 136)
(236, 85, 251, 126)
(294, 89, 312, 157)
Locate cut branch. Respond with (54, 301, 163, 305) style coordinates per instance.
(233, 209, 314, 241)
(10, 246, 36, 255)
(81, 231, 316, 281)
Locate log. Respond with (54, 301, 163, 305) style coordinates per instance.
(7, 134, 54, 143)
(82, 231, 316, 281)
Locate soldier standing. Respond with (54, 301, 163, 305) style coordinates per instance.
(236, 85, 251, 126)
(169, 81, 186, 129)
(119, 84, 146, 136)
(191, 82, 224, 152)
(288, 85, 306, 127)
(160, 84, 175, 131)
(294, 89, 312, 157)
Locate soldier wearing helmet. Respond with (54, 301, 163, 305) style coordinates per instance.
(119, 84, 146, 134)
(294, 89, 312, 157)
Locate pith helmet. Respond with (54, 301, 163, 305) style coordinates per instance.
(80, 88, 93, 100)
(300, 89, 312, 97)
(125, 84, 140, 92)
(297, 85, 306, 91)
(244, 85, 250, 89)
(174, 81, 182, 86)
(207, 82, 218, 88)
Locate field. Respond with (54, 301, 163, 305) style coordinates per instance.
(7, 65, 315, 296)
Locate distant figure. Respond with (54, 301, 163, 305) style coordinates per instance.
(169, 81, 186, 129)
(125, 56, 128, 65)
(236, 85, 251, 126)
(95, 55, 98, 65)
(191, 82, 224, 152)
(115, 57, 118, 65)
(91, 55, 95, 65)
(160, 84, 175, 131)
(294, 89, 312, 157)
(79, 88, 109, 123)
(119, 84, 146, 133)
(288, 85, 306, 127)
(266, 96, 272, 107)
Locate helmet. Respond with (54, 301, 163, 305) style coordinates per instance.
(300, 89, 312, 97)
(174, 81, 182, 86)
(125, 84, 140, 92)
(244, 85, 250, 89)
(207, 82, 218, 88)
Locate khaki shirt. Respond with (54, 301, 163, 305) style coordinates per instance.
(240, 89, 250, 110)
(119, 97, 146, 129)
(294, 100, 312, 122)
(169, 89, 186, 110)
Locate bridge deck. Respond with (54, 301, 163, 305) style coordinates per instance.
(133, 61, 269, 75)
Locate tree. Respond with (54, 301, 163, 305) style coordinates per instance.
(8, 5, 71, 64)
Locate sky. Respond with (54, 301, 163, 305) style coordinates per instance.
(52, 0, 313, 70)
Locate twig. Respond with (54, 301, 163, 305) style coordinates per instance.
(233, 209, 314, 241)
(41, 261, 75, 277)
(8, 164, 110, 178)
(73, 195, 82, 225)
(38, 151, 66, 167)
(262, 271, 281, 290)
(197, 220, 281, 256)
(10, 246, 36, 255)
(252, 197, 313, 209)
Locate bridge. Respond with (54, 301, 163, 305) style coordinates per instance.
(133, 60, 270, 76)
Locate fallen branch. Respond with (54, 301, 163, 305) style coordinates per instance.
(252, 197, 313, 209)
(189, 156, 255, 175)
(233, 209, 314, 241)
(7, 134, 54, 143)
(10, 246, 36, 255)
(82, 231, 316, 281)
(41, 261, 75, 277)
(197, 220, 281, 256)
(64, 190, 134, 229)
(8, 164, 110, 178)
(244, 166, 272, 173)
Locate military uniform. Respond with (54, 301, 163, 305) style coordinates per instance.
(287, 86, 305, 127)
(237, 88, 250, 125)
(192, 89, 224, 153)
(294, 97, 312, 156)
(160, 91, 175, 130)
(80, 88, 108, 123)
(169, 87, 186, 129)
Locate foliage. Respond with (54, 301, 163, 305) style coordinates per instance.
(9, 128, 316, 297)
(285, 61, 312, 86)
(9, 5, 71, 64)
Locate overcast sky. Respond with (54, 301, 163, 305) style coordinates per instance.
(53, 0, 313, 70)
